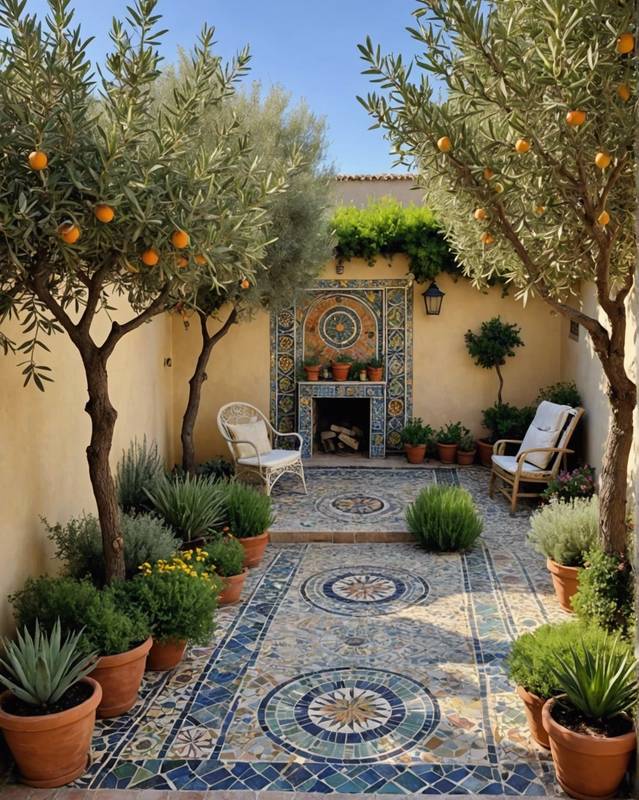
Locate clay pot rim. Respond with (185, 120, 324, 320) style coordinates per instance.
(542, 696, 636, 754)
(404, 442, 427, 450)
(0, 677, 102, 732)
(95, 636, 153, 668)
(546, 557, 581, 577)
(237, 530, 269, 542)
(516, 684, 547, 704)
(458, 448, 477, 455)
(151, 636, 187, 647)
(224, 568, 249, 581)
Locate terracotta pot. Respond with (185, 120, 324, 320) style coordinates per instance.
(147, 638, 187, 671)
(437, 442, 458, 464)
(219, 569, 248, 605)
(516, 685, 550, 749)
(547, 558, 580, 613)
(0, 677, 101, 787)
(331, 362, 351, 381)
(304, 365, 320, 381)
(89, 637, 152, 718)
(404, 443, 426, 464)
(476, 438, 494, 467)
(239, 531, 269, 568)
(457, 449, 476, 466)
(542, 696, 636, 800)
(367, 366, 383, 382)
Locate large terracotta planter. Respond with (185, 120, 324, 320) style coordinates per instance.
(542, 697, 636, 800)
(0, 677, 101, 787)
(304, 366, 320, 381)
(516, 685, 550, 749)
(219, 569, 248, 604)
(331, 362, 351, 381)
(239, 531, 269, 568)
(437, 442, 458, 464)
(367, 366, 383, 382)
(147, 638, 187, 671)
(477, 438, 494, 467)
(89, 637, 152, 718)
(547, 558, 580, 613)
(457, 449, 476, 466)
(404, 443, 426, 464)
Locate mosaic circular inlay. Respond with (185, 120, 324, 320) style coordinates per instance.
(318, 306, 361, 349)
(258, 667, 440, 763)
(330, 494, 386, 515)
(301, 565, 429, 617)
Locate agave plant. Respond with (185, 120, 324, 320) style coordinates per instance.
(0, 620, 98, 708)
(145, 473, 226, 543)
(552, 638, 639, 721)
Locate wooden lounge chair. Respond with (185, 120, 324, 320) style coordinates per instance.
(489, 401, 585, 512)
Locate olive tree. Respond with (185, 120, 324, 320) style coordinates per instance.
(359, 0, 636, 555)
(0, 0, 276, 580)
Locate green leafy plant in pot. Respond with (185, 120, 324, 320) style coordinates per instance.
(204, 534, 247, 604)
(223, 481, 275, 567)
(457, 429, 476, 465)
(330, 353, 353, 381)
(406, 485, 482, 551)
(435, 420, 463, 464)
(303, 354, 322, 381)
(366, 356, 384, 381)
(400, 417, 433, 464)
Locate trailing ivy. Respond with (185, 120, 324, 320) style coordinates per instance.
(331, 197, 458, 282)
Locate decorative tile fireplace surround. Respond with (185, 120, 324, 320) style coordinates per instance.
(270, 279, 413, 457)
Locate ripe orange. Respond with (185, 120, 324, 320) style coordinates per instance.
(437, 136, 452, 153)
(594, 152, 611, 170)
(194, 254, 207, 266)
(493, 182, 504, 194)
(534, 205, 545, 216)
(473, 208, 487, 221)
(28, 150, 48, 170)
(176, 256, 189, 269)
(515, 138, 530, 154)
(171, 229, 190, 249)
(58, 223, 81, 244)
(597, 210, 610, 226)
(617, 83, 631, 102)
(566, 109, 586, 126)
(240, 278, 250, 289)
(483, 167, 494, 180)
(141, 248, 160, 266)
(94, 204, 115, 223)
(616, 33, 634, 54)
(480, 232, 495, 245)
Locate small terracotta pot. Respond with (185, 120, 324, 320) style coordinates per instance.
(367, 366, 383, 382)
(457, 449, 476, 466)
(404, 443, 427, 464)
(147, 638, 187, 671)
(219, 569, 248, 604)
(437, 442, 458, 464)
(0, 677, 101, 787)
(304, 365, 320, 381)
(331, 362, 351, 381)
(476, 438, 494, 467)
(547, 558, 580, 613)
(239, 531, 269, 568)
(516, 685, 550, 749)
(542, 697, 636, 800)
(89, 637, 152, 718)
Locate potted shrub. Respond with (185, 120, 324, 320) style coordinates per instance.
(303, 355, 321, 381)
(331, 354, 353, 381)
(542, 639, 638, 800)
(10, 577, 152, 718)
(204, 534, 247, 604)
(477, 402, 535, 467)
(366, 356, 384, 381)
(457, 430, 476, 465)
(436, 421, 463, 463)
(542, 465, 595, 503)
(224, 481, 275, 567)
(528, 497, 598, 612)
(400, 417, 433, 464)
(572, 548, 635, 639)
(131, 551, 222, 670)
(0, 621, 100, 787)
(406, 485, 482, 551)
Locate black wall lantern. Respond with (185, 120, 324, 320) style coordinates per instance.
(422, 280, 445, 315)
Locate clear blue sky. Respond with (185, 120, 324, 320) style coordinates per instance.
(24, 0, 426, 174)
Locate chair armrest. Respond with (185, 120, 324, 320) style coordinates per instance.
(274, 431, 303, 451)
(493, 438, 523, 455)
(515, 447, 574, 473)
(228, 439, 262, 467)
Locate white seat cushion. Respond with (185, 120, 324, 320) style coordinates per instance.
(237, 449, 301, 468)
(227, 420, 271, 459)
(516, 401, 572, 469)
(492, 454, 551, 475)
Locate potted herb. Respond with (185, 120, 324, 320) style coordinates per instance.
(366, 356, 384, 381)
(542, 639, 638, 799)
(400, 417, 433, 464)
(528, 497, 598, 611)
(406, 485, 482, 551)
(132, 551, 222, 670)
(331, 353, 353, 381)
(10, 577, 152, 719)
(436, 421, 463, 463)
(204, 534, 247, 604)
(457, 429, 476, 465)
(303, 354, 321, 381)
(0, 621, 100, 787)
(224, 481, 275, 567)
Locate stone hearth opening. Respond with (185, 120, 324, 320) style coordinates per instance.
(314, 397, 370, 456)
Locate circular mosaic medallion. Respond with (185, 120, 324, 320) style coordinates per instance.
(318, 306, 361, 349)
(316, 491, 399, 525)
(301, 565, 429, 617)
(258, 667, 440, 763)
(330, 494, 386, 515)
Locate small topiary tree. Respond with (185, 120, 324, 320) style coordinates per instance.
(464, 317, 523, 405)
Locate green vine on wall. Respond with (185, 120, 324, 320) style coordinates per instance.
(331, 197, 459, 282)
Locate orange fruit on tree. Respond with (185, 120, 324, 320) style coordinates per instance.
(616, 33, 634, 54)
(483, 167, 494, 180)
(473, 207, 487, 221)
(566, 109, 586, 126)
(58, 223, 81, 244)
(437, 136, 452, 153)
(240, 278, 250, 289)
(594, 152, 611, 170)
(141, 248, 160, 266)
(28, 150, 48, 170)
(480, 231, 495, 245)
(176, 256, 189, 269)
(534, 205, 545, 216)
(515, 138, 530, 154)
(597, 210, 610, 226)
(171, 229, 190, 249)
(617, 83, 631, 102)
(94, 204, 115, 223)
(194, 254, 207, 266)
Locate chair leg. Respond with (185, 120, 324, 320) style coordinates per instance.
(299, 463, 308, 495)
(510, 477, 520, 513)
(488, 468, 496, 498)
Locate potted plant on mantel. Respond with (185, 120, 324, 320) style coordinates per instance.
(366, 356, 384, 382)
(400, 418, 433, 464)
(457, 430, 476, 465)
(331, 354, 353, 381)
(435, 421, 463, 464)
(204, 534, 247, 604)
(303, 354, 321, 381)
(224, 481, 275, 568)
